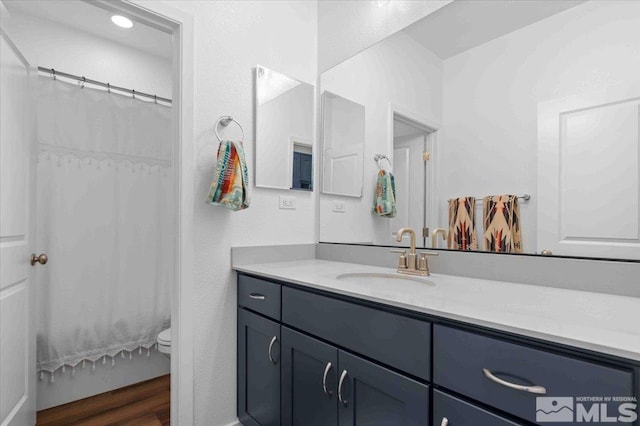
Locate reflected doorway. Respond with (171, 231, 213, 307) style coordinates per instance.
(389, 112, 438, 247)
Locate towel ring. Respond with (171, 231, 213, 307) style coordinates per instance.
(215, 116, 245, 143)
(374, 154, 392, 171)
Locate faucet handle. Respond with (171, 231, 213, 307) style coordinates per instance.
(390, 249, 408, 269)
(417, 251, 438, 273)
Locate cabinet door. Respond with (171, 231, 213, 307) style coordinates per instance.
(433, 390, 523, 426)
(281, 327, 338, 426)
(337, 351, 430, 426)
(238, 309, 281, 426)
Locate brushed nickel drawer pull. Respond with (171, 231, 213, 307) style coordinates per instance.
(440, 418, 448, 426)
(322, 362, 333, 397)
(338, 370, 349, 407)
(249, 293, 266, 300)
(482, 368, 547, 395)
(268, 336, 278, 365)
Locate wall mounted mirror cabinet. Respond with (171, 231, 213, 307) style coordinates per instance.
(255, 65, 314, 190)
(317, 0, 640, 261)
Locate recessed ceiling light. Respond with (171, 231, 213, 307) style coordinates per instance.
(111, 15, 133, 29)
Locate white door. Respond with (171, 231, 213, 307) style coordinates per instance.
(537, 84, 640, 260)
(0, 25, 37, 426)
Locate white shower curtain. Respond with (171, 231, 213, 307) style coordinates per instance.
(35, 77, 173, 377)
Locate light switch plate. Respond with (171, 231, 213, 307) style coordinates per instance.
(332, 200, 346, 213)
(279, 196, 296, 210)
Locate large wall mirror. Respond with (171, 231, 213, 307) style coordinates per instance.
(318, 0, 640, 261)
(256, 65, 314, 190)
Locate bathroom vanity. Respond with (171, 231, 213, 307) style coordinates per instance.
(234, 260, 640, 426)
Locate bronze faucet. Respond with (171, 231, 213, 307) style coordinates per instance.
(394, 227, 438, 276)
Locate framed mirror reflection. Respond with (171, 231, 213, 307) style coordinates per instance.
(255, 65, 314, 191)
(318, 0, 640, 261)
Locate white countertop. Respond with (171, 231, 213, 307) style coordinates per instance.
(234, 259, 640, 362)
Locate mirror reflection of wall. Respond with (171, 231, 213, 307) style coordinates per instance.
(318, 0, 640, 260)
(319, 28, 442, 246)
(255, 65, 314, 190)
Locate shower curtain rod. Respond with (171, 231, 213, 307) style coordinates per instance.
(37, 66, 172, 104)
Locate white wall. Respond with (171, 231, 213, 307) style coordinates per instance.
(6, 10, 173, 410)
(162, 1, 318, 424)
(440, 0, 640, 253)
(7, 13, 172, 99)
(318, 0, 451, 72)
(319, 31, 442, 246)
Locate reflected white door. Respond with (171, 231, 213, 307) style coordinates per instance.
(389, 134, 426, 245)
(537, 84, 640, 259)
(0, 27, 36, 426)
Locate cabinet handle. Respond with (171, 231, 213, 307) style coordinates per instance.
(322, 362, 333, 397)
(482, 368, 546, 395)
(268, 336, 278, 365)
(338, 370, 349, 407)
(440, 418, 448, 426)
(249, 293, 265, 300)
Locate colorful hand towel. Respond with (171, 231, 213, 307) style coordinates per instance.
(372, 170, 397, 218)
(205, 140, 250, 211)
(482, 195, 522, 253)
(448, 197, 478, 250)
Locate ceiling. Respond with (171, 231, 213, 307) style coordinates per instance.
(403, 0, 586, 59)
(4, 0, 172, 59)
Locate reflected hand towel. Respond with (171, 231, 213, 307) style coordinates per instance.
(373, 170, 397, 217)
(448, 197, 478, 250)
(206, 140, 250, 211)
(482, 195, 522, 253)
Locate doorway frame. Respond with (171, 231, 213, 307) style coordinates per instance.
(387, 103, 440, 246)
(91, 1, 195, 424)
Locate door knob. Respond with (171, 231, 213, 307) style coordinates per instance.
(31, 253, 48, 266)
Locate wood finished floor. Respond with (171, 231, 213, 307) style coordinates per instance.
(36, 374, 170, 426)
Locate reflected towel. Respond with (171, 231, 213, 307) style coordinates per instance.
(482, 195, 522, 253)
(205, 140, 250, 211)
(448, 197, 478, 250)
(372, 170, 396, 218)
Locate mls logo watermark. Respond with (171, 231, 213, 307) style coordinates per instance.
(536, 396, 638, 423)
(537, 397, 574, 422)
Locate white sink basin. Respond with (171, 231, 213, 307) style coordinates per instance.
(335, 272, 434, 286)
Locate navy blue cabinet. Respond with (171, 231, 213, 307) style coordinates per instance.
(281, 327, 338, 426)
(337, 351, 430, 426)
(282, 286, 431, 381)
(433, 325, 634, 425)
(238, 308, 281, 426)
(433, 390, 523, 426)
(281, 326, 430, 426)
(237, 273, 639, 426)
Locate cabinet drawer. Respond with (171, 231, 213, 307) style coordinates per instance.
(433, 390, 522, 426)
(433, 325, 634, 424)
(238, 274, 281, 321)
(282, 286, 431, 380)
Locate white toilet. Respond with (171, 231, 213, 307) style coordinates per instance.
(157, 328, 171, 358)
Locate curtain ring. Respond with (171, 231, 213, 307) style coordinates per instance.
(50, 68, 56, 80)
(154, 95, 157, 104)
(107, 83, 111, 93)
(132, 89, 136, 100)
(80, 76, 86, 89)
